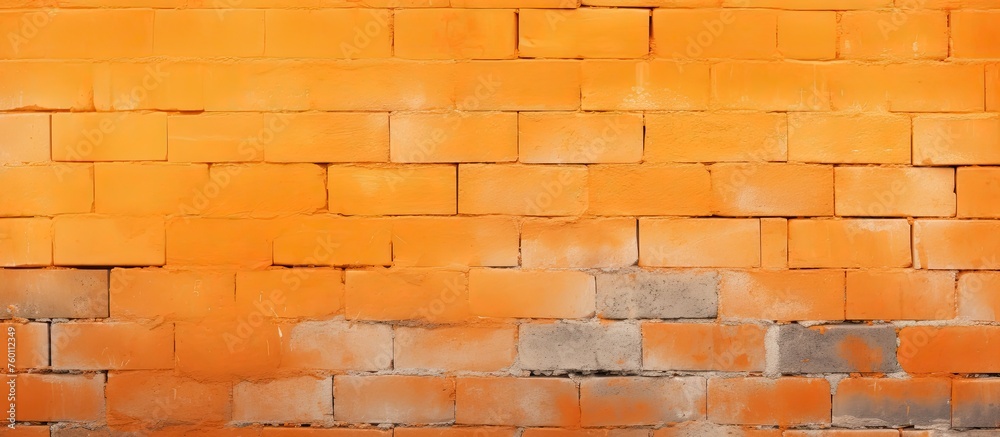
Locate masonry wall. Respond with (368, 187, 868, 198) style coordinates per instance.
(1, 1, 1000, 436)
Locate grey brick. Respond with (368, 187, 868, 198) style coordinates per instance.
(778, 324, 899, 373)
(1, 269, 109, 319)
(581, 376, 706, 426)
(953, 379, 1000, 428)
(519, 322, 641, 371)
(597, 270, 718, 319)
(833, 377, 950, 427)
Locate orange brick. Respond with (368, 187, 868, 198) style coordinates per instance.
(0, 322, 48, 369)
(833, 377, 951, 427)
(725, 0, 890, 7)
(0, 218, 51, 267)
(0, 9, 152, 58)
(644, 112, 787, 162)
(395, 428, 516, 437)
(913, 115, 1000, 165)
(777, 11, 836, 60)
(522, 218, 637, 269)
(990, 64, 1000, 111)
(396, 9, 516, 59)
(952, 11, 1000, 58)
(899, 326, 1000, 373)
(884, 63, 984, 112)
(345, 269, 469, 322)
(840, 11, 948, 59)
(654, 423, 779, 437)
(265, 9, 391, 58)
(154, 10, 263, 56)
(107, 372, 230, 428)
(788, 219, 911, 268)
(589, 164, 710, 216)
(390, 112, 517, 162)
(518, 112, 643, 163)
(643, 323, 766, 371)
(580, 377, 706, 426)
(233, 376, 332, 423)
(391, 216, 520, 267)
(784, 431, 898, 437)
(395, 326, 517, 372)
(279, 320, 391, 371)
(52, 112, 167, 161)
(54, 216, 165, 266)
(708, 378, 831, 426)
(459, 164, 587, 216)
(167, 113, 264, 163)
(166, 218, 275, 267)
(710, 163, 833, 216)
(521, 8, 648, 58)
(272, 216, 392, 267)
(0, 62, 93, 111)
(761, 218, 787, 268)
(334, 375, 454, 423)
(788, 113, 910, 164)
(639, 218, 760, 268)
(913, 220, 1000, 269)
(95, 163, 209, 215)
(236, 268, 343, 319)
(111, 269, 236, 320)
(174, 320, 282, 378)
(712, 62, 830, 111)
(93, 62, 204, 112)
(456, 61, 579, 110)
(469, 269, 595, 318)
(847, 270, 956, 321)
(263, 430, 390, 437)
(456, 377, 580, 426)
(265, 113, 390, 163)
(582, 60, 710, 110)
(824, 63, 889, 112)
(835, 167, 955, 217)
(958, 167, 1000, 218)
(958, 272, 1000, 321)
(1, 269, 109, 319)
(0, 113, 49, 164)
(0, 426, 49, 437)
(653, 9, 776, 59)
(329, 165, 455, 215)
(720, 270, 845, 321)
(201, 164, 326, 217)
(52, 322, 173, 370)
(16, 373, 105, 422)
(953, 378, 1000, 428)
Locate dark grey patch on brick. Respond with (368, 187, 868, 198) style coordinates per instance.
(596, 270, 718, 319)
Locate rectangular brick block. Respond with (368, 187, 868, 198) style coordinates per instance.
(582, 60, 710, 110)
(0, 113, 49, 164)
(391, 112, 517, 163)
(519, 112, 643, 164)
(653, 9, 777, 59)
(96, 163, 209, 215)
(265, 9, 391, 58)
(913, 115, 1000, 165)
(280, 320, 391, 371)
(519, 321, 640, 371)
(581, 377, 706, 426)
(0, 62, 93, 111)
(521, 218, 636, 268)
(597, 270, 718, 319)
(236, 268, 343, 319)
(710, 163, 833, 216)
(884, 64, 984, 112)
(202, 164, 326, 217)
(0, 322, 48, 369)
(761, 218, 787, 268)
(174, 320, 282, 378)
(788, 219, 911, 268)
(391, 217, 519, 267)
(958, 167, 1000, 218)
(334, 375, 454, 424)
(835, 167, 955, 217)
(167, 113, 263, 163)
(345, 269, 469, 322)
(952, 11, 1000, 58)
(788, 113, 910, 164)
(953, 378, 1000, 428)
(520, 8, 649, 58)
(456, 377, 579, 426)
(54, 216, 165, 266)
(469, 269, 594, 319)
(154, 9, 264, 56)
(709, 378, 831, 426)
(456, 61, 579, 110)
(712, 62, 830, 111)
(0, 269, 108, 319)
(777, 11, 836, 60)
(0, 218, 51, 267)
(913, 220, 1000, 269)
(0, 164, 93, 216)
(51, 322, 174, 370)
(839, 11, 948, 59)
(640, 218, 760, 268)
(0, 9, 153, 58)
(643, 323, 766, 372)
(111, 268, 236, 320)
(720, 270, 845, 322)
(590, 165, 711, 216)
(833, 377, 951, 427)
(847, 270, 956, 321)
(644, 112, 787, 163)
(272, 217, 392, 267)
(107, 372, 231, 427)
(329, 165, 456, 215)
(166, 218, 276, 267)
(459, 164, 587, 216)
(396, 9, 515, 59)
(958, 272, 1000, 321)
(52, 112, 167, 161)
(16, 373, 105, 422)
(778, 324, 899, 374)
(94, 62, 203, 112)
(233, 376, 332, 423)
(395, 326, 516, 372)
(898, 326, 1000, 373)
(264, 113, 390, 163)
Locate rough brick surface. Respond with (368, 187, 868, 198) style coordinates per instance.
(519, 322, 641, 371)
(778, 324, 899, 373)
(596, 270, 718, 319)
(833, 377, 951, 427)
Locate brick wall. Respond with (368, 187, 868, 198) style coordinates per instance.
(0, 0, 999, 436)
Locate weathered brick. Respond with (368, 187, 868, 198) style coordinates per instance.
(913, 220, 1000, 270)
(394, 326, 516, 372)
(459, 164, 587, 216)
(469, 269, 594, 319)
(52, 112, 167, 161)
(777, 11, 836, 60)
(391, 216, 520, 267)
(522, 218, 637, 269)
(202, 163, 326, 217)
(395, 9, 516, 59)
(0, 218, 51, 267)
(953, 378, 1000, 428)
(154, 9, 264, 57)
(518, 322, 640, 371)
(111, 268, 235, 320)
(653, 9, 777, 59)
(264, 113, 390, 163)
(952, 11, 1000, 58)
(96, 162, 209, 215)
(712, 62, 830, 111)
(720, 270, 845, 322)
(0, 322, 48, 369)
(53, 216, 165, 266)
(788, 113, 911, 164)
(51, 322, 174, 370)
(708, 377, 831, 426)
(958, 167, 1000, 218)
(788, 219, 911, 268)
(166, 218, 276, 267)
(643, 323, 766, 372)
(456, 377, 580, 426)
(174, 320, 282, 379)
(334, 375, 454, 424)
(236, 268, 343, 319)
(640, 218, 760, 268)
(519, 112, 643, 164)
(107, 371, 231, 427)
(580, 377, 706, 426)
(958, 272, 1000, 321)
(760, 218, 787, 269)
(391, 112, 517, 163)
(644, 112, 787, 163)
(582, 60, 710, 110)
(1, 269, 109, 319)
(265, 9, 391, 58)
(710, 163, 833, 216)
(520, 8, 649, 58)
(596, 270, 718, 319)
(898, 326, 1000, 373)
(456, 61, 580, 110)
(590, 165, 711, 216)
(835, 167, 956, 217)
(0, 164, 93, 217)
(272, 217, 393, 267)
(396, 429, 515, 437)
(345, 269, 469, 322)
(280, 320, 392, 371)
(847, 270, 955, 321)
(913, 115, 1000, 165)
(328, 165, 456, 215)
(15, 373, 106, 422)
(0, 113, 49, 164)
(833, 377, 951, 427)
(232, 376, 333, 423)
(839, 11, 948, 59)
(778, 324, 899, 374)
